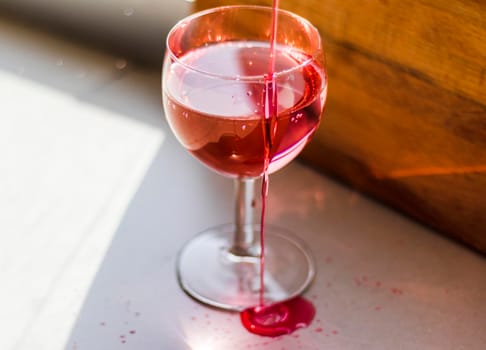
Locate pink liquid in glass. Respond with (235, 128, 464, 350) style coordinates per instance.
(163, 43, 324, 178)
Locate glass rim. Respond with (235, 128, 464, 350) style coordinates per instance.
(165, 5, 323, 81)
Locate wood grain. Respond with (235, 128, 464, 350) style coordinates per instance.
(195, 0, 486, 253)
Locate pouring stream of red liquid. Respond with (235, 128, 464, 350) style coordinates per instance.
(239, 0, 316, 337)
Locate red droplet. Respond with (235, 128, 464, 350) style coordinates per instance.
(390, 287, 403, 295)
(240, 297, 315, 337)
(315, 327, 324, 333)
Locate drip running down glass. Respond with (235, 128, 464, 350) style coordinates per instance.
(162, 5, 327, 311)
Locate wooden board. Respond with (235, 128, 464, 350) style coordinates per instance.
(194, 0, 486, 253)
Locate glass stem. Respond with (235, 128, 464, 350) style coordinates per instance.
(230, 177, 259, 257)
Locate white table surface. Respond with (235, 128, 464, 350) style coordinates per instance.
(1, 15, 485, 350)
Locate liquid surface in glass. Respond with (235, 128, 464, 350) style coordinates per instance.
(163, 42, 326, 178)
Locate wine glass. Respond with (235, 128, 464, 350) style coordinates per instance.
(162, 5, 327, 311)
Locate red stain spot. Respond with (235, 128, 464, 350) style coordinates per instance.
(129, 330, 136, 335)
(204, 313, 209, 318)
(191, 316, 197, 321)
(375, 281, 382, 287)
(240, 296, 316, 337)
(120, 335, 125, 339)
(315, 327, 324, 333)
(121, 340, 126, 344)
(362, 276, 368, 282)
(390, 287, 403, 295)
(332, 330, 339, 335)
(374, 306, 382, 311)
(292, 333, 300, 338)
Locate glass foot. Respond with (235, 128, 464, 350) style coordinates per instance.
(176, 224, 315, 311)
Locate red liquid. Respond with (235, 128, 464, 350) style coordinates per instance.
(240, 297, 316, 337)
(243, 0, 318, 338)
(163, 43, 325, 178)
(258, 0, 280, 308)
